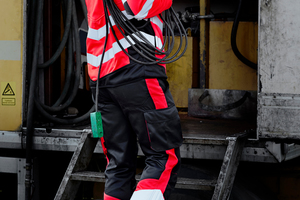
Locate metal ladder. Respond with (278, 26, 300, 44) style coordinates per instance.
(54, 130, 248, 200)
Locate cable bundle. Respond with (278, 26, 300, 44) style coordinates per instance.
(103, 0, 188, 65)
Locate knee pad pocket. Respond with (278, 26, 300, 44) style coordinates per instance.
(144, 106, 183, 152)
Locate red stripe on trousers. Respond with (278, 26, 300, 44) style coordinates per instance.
(104, 193, 120, 200)
(145, 79, 168, 109)
(135, 149, 178, 193)
(100, 137, 109, 166)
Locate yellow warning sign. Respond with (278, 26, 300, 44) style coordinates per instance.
(2, 83, 15, 95)
(1, 82, 16, 106)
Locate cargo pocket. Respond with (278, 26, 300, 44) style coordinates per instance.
(144, 106, 183, 152)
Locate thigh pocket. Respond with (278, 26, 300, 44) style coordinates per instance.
(144, 106, 183, 152)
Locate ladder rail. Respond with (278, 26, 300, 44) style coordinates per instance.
(212, 132, 248, 200)
(54, 131, 99, 200)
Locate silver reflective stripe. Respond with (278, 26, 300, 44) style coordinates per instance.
(0, 40, 21, 61)
(135, 0, 155, 19)
(87, 31, 161, 67)
(130, 190, 164, 200)
(151, 16, 163, 32)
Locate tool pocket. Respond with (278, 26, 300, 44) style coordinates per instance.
(144, 106, 183, 152)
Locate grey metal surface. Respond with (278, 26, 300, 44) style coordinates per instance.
(0, 129, 279, 163)
(258, 93, 300, 140)
(212, 133, 248, 200)
(71, 171, 217, 191)
(54, 131, 99, 200)
(265, 141, 286, 163)
(259, 0, 300, 95)
(0, 157, 26, 200)
(175, 177, 216, 191)
(189, 89, 257, 120)
(70, 171, 106, 183)
(285, 144, 300, 161)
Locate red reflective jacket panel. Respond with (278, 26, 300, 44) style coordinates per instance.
(85, 0, 172, 81)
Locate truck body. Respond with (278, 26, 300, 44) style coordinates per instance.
(1, 0, 300, 199)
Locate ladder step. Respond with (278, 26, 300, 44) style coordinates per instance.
(70, 171, 106, 182)
(176, 177, 216, 190)
(70, 171, 216, 191)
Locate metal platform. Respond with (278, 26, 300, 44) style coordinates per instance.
(0, 114, 284, 163)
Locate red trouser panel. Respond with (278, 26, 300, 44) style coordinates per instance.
(145, 79, 168, 109)
(135, 149, 178, 194)
(104, 193, 120, 200)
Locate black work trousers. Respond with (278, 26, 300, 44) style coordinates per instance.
(91, 78, 182, 200)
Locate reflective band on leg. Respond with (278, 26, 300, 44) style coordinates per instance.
(130, 189, 164, 200)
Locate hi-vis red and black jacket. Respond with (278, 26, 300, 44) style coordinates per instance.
(85, 0, 172, 85)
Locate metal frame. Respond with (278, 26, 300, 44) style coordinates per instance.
(212, 133, 248, 200)
(22, 0, 27, 130)
(0, 157, 26, 200)
(3, 126, 300, 164)
(0, 129, 280, 163)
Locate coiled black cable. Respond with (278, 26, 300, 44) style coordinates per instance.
(33, 1, 95, 124)
(25, 0, 95, 125)
(103, 0, 188, 65)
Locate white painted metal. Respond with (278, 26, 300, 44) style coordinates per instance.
(258, 0, 300, 140)
(258, 93, 300, 139)
(259, 0, 300, 94)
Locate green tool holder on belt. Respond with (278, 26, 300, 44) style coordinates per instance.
(90, 112, 103, 138)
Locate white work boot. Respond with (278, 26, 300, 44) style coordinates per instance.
(130, 189, 164, 200)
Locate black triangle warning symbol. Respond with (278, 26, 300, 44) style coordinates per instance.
(2, 83, 15, 96)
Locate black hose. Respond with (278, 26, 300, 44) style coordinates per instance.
(26, 0, 38, 77)
(34, 4, 81, 113)
(94, 0, 110, 112)
(38, 0, 72, 69)
(79, 0, 88, 23)
(51, 31, 73, 107)
(231, 0, 257, 70)
(25, 1, 43, 200)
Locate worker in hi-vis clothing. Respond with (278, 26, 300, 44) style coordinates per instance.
(85, 0, 183, 199)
